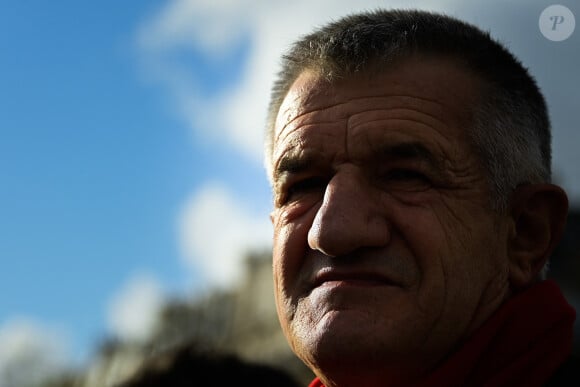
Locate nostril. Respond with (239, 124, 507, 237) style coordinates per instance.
(307, 174, 390, 256)
(307, 205, 340, 256)
(307, 214, 326, 253)
(307, 207, 361, 257)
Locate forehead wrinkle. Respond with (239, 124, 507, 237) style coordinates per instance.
(348, 118, 452, 153)
(347, 110, 449, 135)
(274, 99, 350, 149)
(344, 120, 453, 173)
(343, 93, 446, 108)
(344, 98, 468, 164)
(274, 119, 341, 157)
(274, 91, 445, 150)
(345, 92, 448, 120)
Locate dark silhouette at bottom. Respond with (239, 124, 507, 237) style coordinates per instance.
(118, 344, 300, 387)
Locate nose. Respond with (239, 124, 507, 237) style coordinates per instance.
(307, 172, 390, 257)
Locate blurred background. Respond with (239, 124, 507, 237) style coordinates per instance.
(0, 1, 578, 386)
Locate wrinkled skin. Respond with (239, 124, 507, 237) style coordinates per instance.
(269, 56, 514, 387)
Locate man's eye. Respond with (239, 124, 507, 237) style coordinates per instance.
(382, 169, 431, 190)
(286, 177, 326, 200)
(386, 169, 427, 181)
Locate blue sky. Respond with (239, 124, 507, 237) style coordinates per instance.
(1, 0, 578, 380)
(0, 0, 272, 368)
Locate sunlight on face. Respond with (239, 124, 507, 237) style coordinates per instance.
(270, 56, 512, 384)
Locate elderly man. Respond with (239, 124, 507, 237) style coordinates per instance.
(265, 9, 576, 387)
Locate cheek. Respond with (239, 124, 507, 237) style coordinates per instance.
(272, 216, 315, 344)
(392, 204, 459, 308)
(272, 212, 313, 301)
(400, 202, 505, 314)
(395, 204, 448, 271)
(392, 205, 494, 349)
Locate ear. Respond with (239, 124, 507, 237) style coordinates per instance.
(508, 183, 568, 289)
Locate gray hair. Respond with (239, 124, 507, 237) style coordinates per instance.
(264, 9, 552, 213)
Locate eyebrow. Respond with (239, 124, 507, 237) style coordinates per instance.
(274, 150, 319, 182)
(376, 142, 440, 166)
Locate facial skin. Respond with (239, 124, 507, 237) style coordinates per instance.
(269, 56, 516, 387)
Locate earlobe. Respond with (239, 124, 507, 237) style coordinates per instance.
(508, 184, 568, 289)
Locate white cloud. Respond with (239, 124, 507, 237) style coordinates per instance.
(178, 182, 272, 290)
(136, 0, 458, 164)
(0, 318, 69, 387)
(137, 0, 251, 57)
(107, 273, 165, 343)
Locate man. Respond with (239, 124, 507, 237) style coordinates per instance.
(265, 9, 576, 387)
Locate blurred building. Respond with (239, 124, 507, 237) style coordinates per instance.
(77, 251, 313, 387)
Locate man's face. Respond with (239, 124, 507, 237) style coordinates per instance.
(269, 57, 512, 382)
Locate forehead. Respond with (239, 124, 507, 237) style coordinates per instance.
(272, 56, 481, 166)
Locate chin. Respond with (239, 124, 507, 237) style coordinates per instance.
(302, 310, 407, 359)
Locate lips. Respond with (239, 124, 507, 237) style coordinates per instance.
(312, 269, 398, 289)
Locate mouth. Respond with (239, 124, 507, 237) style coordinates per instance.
(312, 270, 399, 290)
